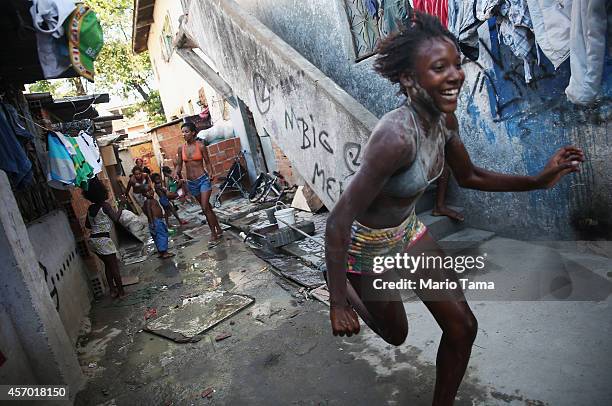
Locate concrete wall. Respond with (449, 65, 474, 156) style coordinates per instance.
(0, 171, 84, 396)
(26, 210, 92, 344)
(0, 303, 37, 384)
(185, 0, 378, 210)
(148, 0, 224, 122)
(230, 0, 611, 239)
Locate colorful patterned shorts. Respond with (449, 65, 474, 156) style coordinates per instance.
(346, 211, 427, 274)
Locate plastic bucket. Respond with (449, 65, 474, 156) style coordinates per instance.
(274, 208, 295, 229)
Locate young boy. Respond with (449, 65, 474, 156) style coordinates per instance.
(143, 189, 174, 259)
(151, 173, 187, 227)
(162, 165, 189, 203)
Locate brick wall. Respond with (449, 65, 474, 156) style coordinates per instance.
(271, 140, 298, 186)
(151, 122, 244, 180)
(151, 122, 184, 169)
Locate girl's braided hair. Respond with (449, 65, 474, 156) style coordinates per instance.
(373, 10, 459, 85)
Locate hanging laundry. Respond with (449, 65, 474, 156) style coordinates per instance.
(75, 130, 102, 175)
(494, 0, 535, 82)
(1, 104, 34, 141)
(381, 0, 412, 36)
(0, 106, 32, 189)
(413, 0, 448, 27)
(53, 131, 94, 189)
(447, 0, 482, 60)
(366, 0, 380, 19)
(47, 132, 76, 190)
(526, 0, 571, 69)
(565, 0, 608, 105)
(30, 0, 76, 38)
(449, 0, 536, 82)
(35, 33, 71, 78)
(29, 0, 76, 78)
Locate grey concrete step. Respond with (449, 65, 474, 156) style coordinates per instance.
(438, 227, 495, 252)
(459, 236, 612, 301)
(419, 206, 465, 240)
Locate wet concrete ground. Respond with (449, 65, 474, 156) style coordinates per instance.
(74, 207, 612, 406)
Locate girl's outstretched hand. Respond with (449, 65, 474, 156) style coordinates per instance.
(536, 146, 584, 189)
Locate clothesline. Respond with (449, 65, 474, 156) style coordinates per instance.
(14, 111, 51, 132)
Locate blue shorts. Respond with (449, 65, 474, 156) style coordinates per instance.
(186, 173, 212, 197)
(159, 195, 170, 208)
(149, 218, 169, 252)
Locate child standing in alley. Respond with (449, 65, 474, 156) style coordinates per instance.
(143, 188, 175, 259)
(151, 173, 187, 227)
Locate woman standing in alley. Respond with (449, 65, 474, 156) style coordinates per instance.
(84, 177, 125, 298)
(325, 12, 584, 406)
(173, 122, 223, 248)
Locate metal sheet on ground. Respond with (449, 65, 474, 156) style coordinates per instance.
(281, 237, 325, 269)
(265, 257, 325, 289)
(144, 291, 254, 342)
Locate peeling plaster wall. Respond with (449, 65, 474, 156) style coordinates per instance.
(26, 210, 92, 344)
(232, 1, 611, 239)
(185, 0, 378, 209)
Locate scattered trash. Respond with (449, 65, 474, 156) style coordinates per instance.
(214, 332, 232, 342)
(201, 387, 214, 399)
(144, 308, 157, 320)
(160, 285, 168, 291)
(88, 362, 97, 368)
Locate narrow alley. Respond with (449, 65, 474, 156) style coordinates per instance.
(73, 200, 612, 405)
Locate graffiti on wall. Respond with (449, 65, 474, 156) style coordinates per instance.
(129, 142, 160, 174)
(252, 71, 368, 203)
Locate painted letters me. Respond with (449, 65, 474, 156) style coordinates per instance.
(312, 162, 344, 203)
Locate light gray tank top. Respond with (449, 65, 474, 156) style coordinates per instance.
(380, 105, 450, 199)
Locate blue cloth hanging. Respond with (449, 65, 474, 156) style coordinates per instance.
(47, 132, 76, 189)
(0, 105, 32, 189)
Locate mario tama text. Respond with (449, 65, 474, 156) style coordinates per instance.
(373, 278, 495, 291)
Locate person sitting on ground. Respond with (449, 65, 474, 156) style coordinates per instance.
(151, 172, 188, 227)
(172, 122, 222, 248)
(83, 177, 126, 298)
(143, 188, 175, 259)
(124, 166, 152, 208)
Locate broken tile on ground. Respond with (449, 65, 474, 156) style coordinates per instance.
(309, 284, 329, 306)
(144, 291, 254, 343)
